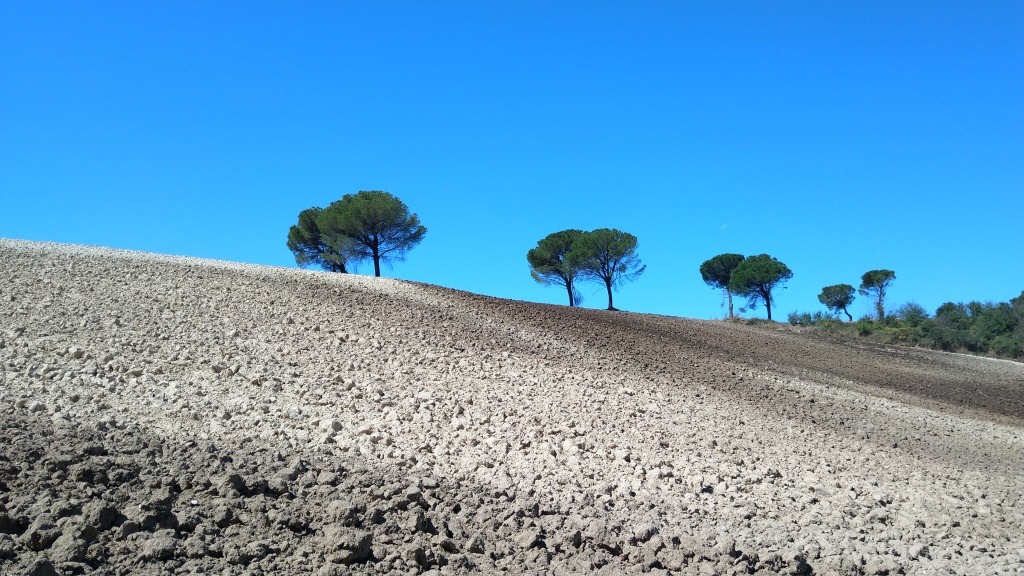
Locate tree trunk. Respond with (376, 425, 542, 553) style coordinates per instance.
(605, 281, 615, 311)
(726, 290, 734, 318)
(366, 234, 382, 277)
(843, 308, 853, 321)
(758, 285, 772, 321)
(566, 281, 575, 307)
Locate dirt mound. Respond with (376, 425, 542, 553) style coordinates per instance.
(1, 239, 1022, 575)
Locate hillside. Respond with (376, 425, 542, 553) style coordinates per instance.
(1, 239, 1021, 575)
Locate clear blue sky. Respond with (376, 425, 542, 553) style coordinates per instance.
(3, 1, 1022, 319)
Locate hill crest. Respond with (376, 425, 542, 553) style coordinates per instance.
(1, 238, 1022, 574)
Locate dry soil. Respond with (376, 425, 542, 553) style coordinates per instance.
(1, 239, 1021, 575)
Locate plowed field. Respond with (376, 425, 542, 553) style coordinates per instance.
(1, 239, 1021, 575)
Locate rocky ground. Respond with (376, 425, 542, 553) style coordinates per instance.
(0, 238, 1021, 576)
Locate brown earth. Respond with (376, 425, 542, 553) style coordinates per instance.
(1, 239, 1022, 575)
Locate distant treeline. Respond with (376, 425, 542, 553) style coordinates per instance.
(697, 252, 1023, 360)
(788, 294, 1024, 360)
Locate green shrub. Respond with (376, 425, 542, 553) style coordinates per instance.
(959, 330, 986, 352)
(788, 311, 833, 326)
(990, 335, 1023, 358)
(817, 316, 841, 331)
(856, 318, 875, 336)
(880, 311, 902, 328)
(935, 302, 970, 329)
(920, 323, 957, 351)
(888, 326, 914, 343)
(896, 301, 929, 328)
(971, 302, 1015, 342)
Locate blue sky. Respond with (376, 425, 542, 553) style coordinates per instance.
(2, 1, 1022, 319)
